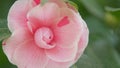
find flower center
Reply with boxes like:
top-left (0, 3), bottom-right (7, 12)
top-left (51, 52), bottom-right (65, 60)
top-left (34, 27), bottom-right (55, 49)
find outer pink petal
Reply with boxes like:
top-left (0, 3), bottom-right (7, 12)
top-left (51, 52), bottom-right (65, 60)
top-left (8, 0), bottom-right (36, 32)
top-left (27, 2), bottom-right (60, 32)
top-left (74, 20), bottom-right (89, 62)
top-left (2, 28), bottom-right (32, 64)
top-left (53, 8), bottom-right (84, 48)
top-left (46, 59), bottom-right (73, 68)
top-left (48, 0), bottom-right (67, 7)
top-left (13, 40), bottom-right (48, 68)
top-left (45, 45), bottom-right (77, 62)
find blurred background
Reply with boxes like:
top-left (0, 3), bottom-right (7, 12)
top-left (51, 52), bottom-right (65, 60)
top-left (0, 0), bottom-right (120, 68)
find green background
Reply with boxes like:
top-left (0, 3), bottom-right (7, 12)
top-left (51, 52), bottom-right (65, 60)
top-left (0, 0), bottom-right (120, 68)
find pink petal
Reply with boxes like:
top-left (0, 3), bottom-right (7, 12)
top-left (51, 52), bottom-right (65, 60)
top-left (74, 20), bottom-right (89, 62)
top-left (34, 0), bottom-right (40, 4)
top-left (57, 16), bottom-right (70, 27)
top-left (27, 2), bottom-right (60, 32)
top-left (48, 0), bottom-right (67, 7)
top-left (2, 28), bottom-right (32, 64)
top-left (45, 45), bottom-right (77, 62)
top-left (13, 40), bottom-right (48, 68)
top-left (53, 8), bottom-right (84, 48)
top-left (46, 59), bottom-right (73, 68)
top-left (8, 0), bottom-right (37, 32)
top-left (34, 27), bottom-right (55, 49)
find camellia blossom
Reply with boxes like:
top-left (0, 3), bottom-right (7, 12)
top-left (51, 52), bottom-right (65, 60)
top-left (2, 0), bottom-right (89, 68)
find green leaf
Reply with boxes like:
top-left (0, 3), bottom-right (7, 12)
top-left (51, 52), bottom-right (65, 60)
top-left (79, 0), bottom-right (105, 19)
top-left (65, 0), bottom-right (79, 11)
top-left (0, 19), bottom-right (11, 41)
top-left (101, 0), bottom-right (120, 8)
top-left (73, 44), bottom-right (120, 68)
top-left (105, 6), bottom-right (120, 12)
top-left (0, 28), bottom-right (11, 41)
top-left (71, 48), bottom-right (104, 68)
top-left (105, 12), bottom-right (119, 28)
top-left (104, 6), bottom-right (120, 28)
top-left (0, 0), bottom-right (15, 18)
top-left (90, 34), bottom-right (120, 68)
top-left (41, 0), bottom-right (48, 5)
top-left (70, 0), bottom-right (90, 18)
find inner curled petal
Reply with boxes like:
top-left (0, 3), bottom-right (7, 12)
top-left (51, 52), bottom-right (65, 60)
top-left (34, 27), bottom-right (55, 49)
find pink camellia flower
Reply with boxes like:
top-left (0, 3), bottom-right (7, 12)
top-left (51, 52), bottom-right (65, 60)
top-left (3, 0), bottom-right (89, 68)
